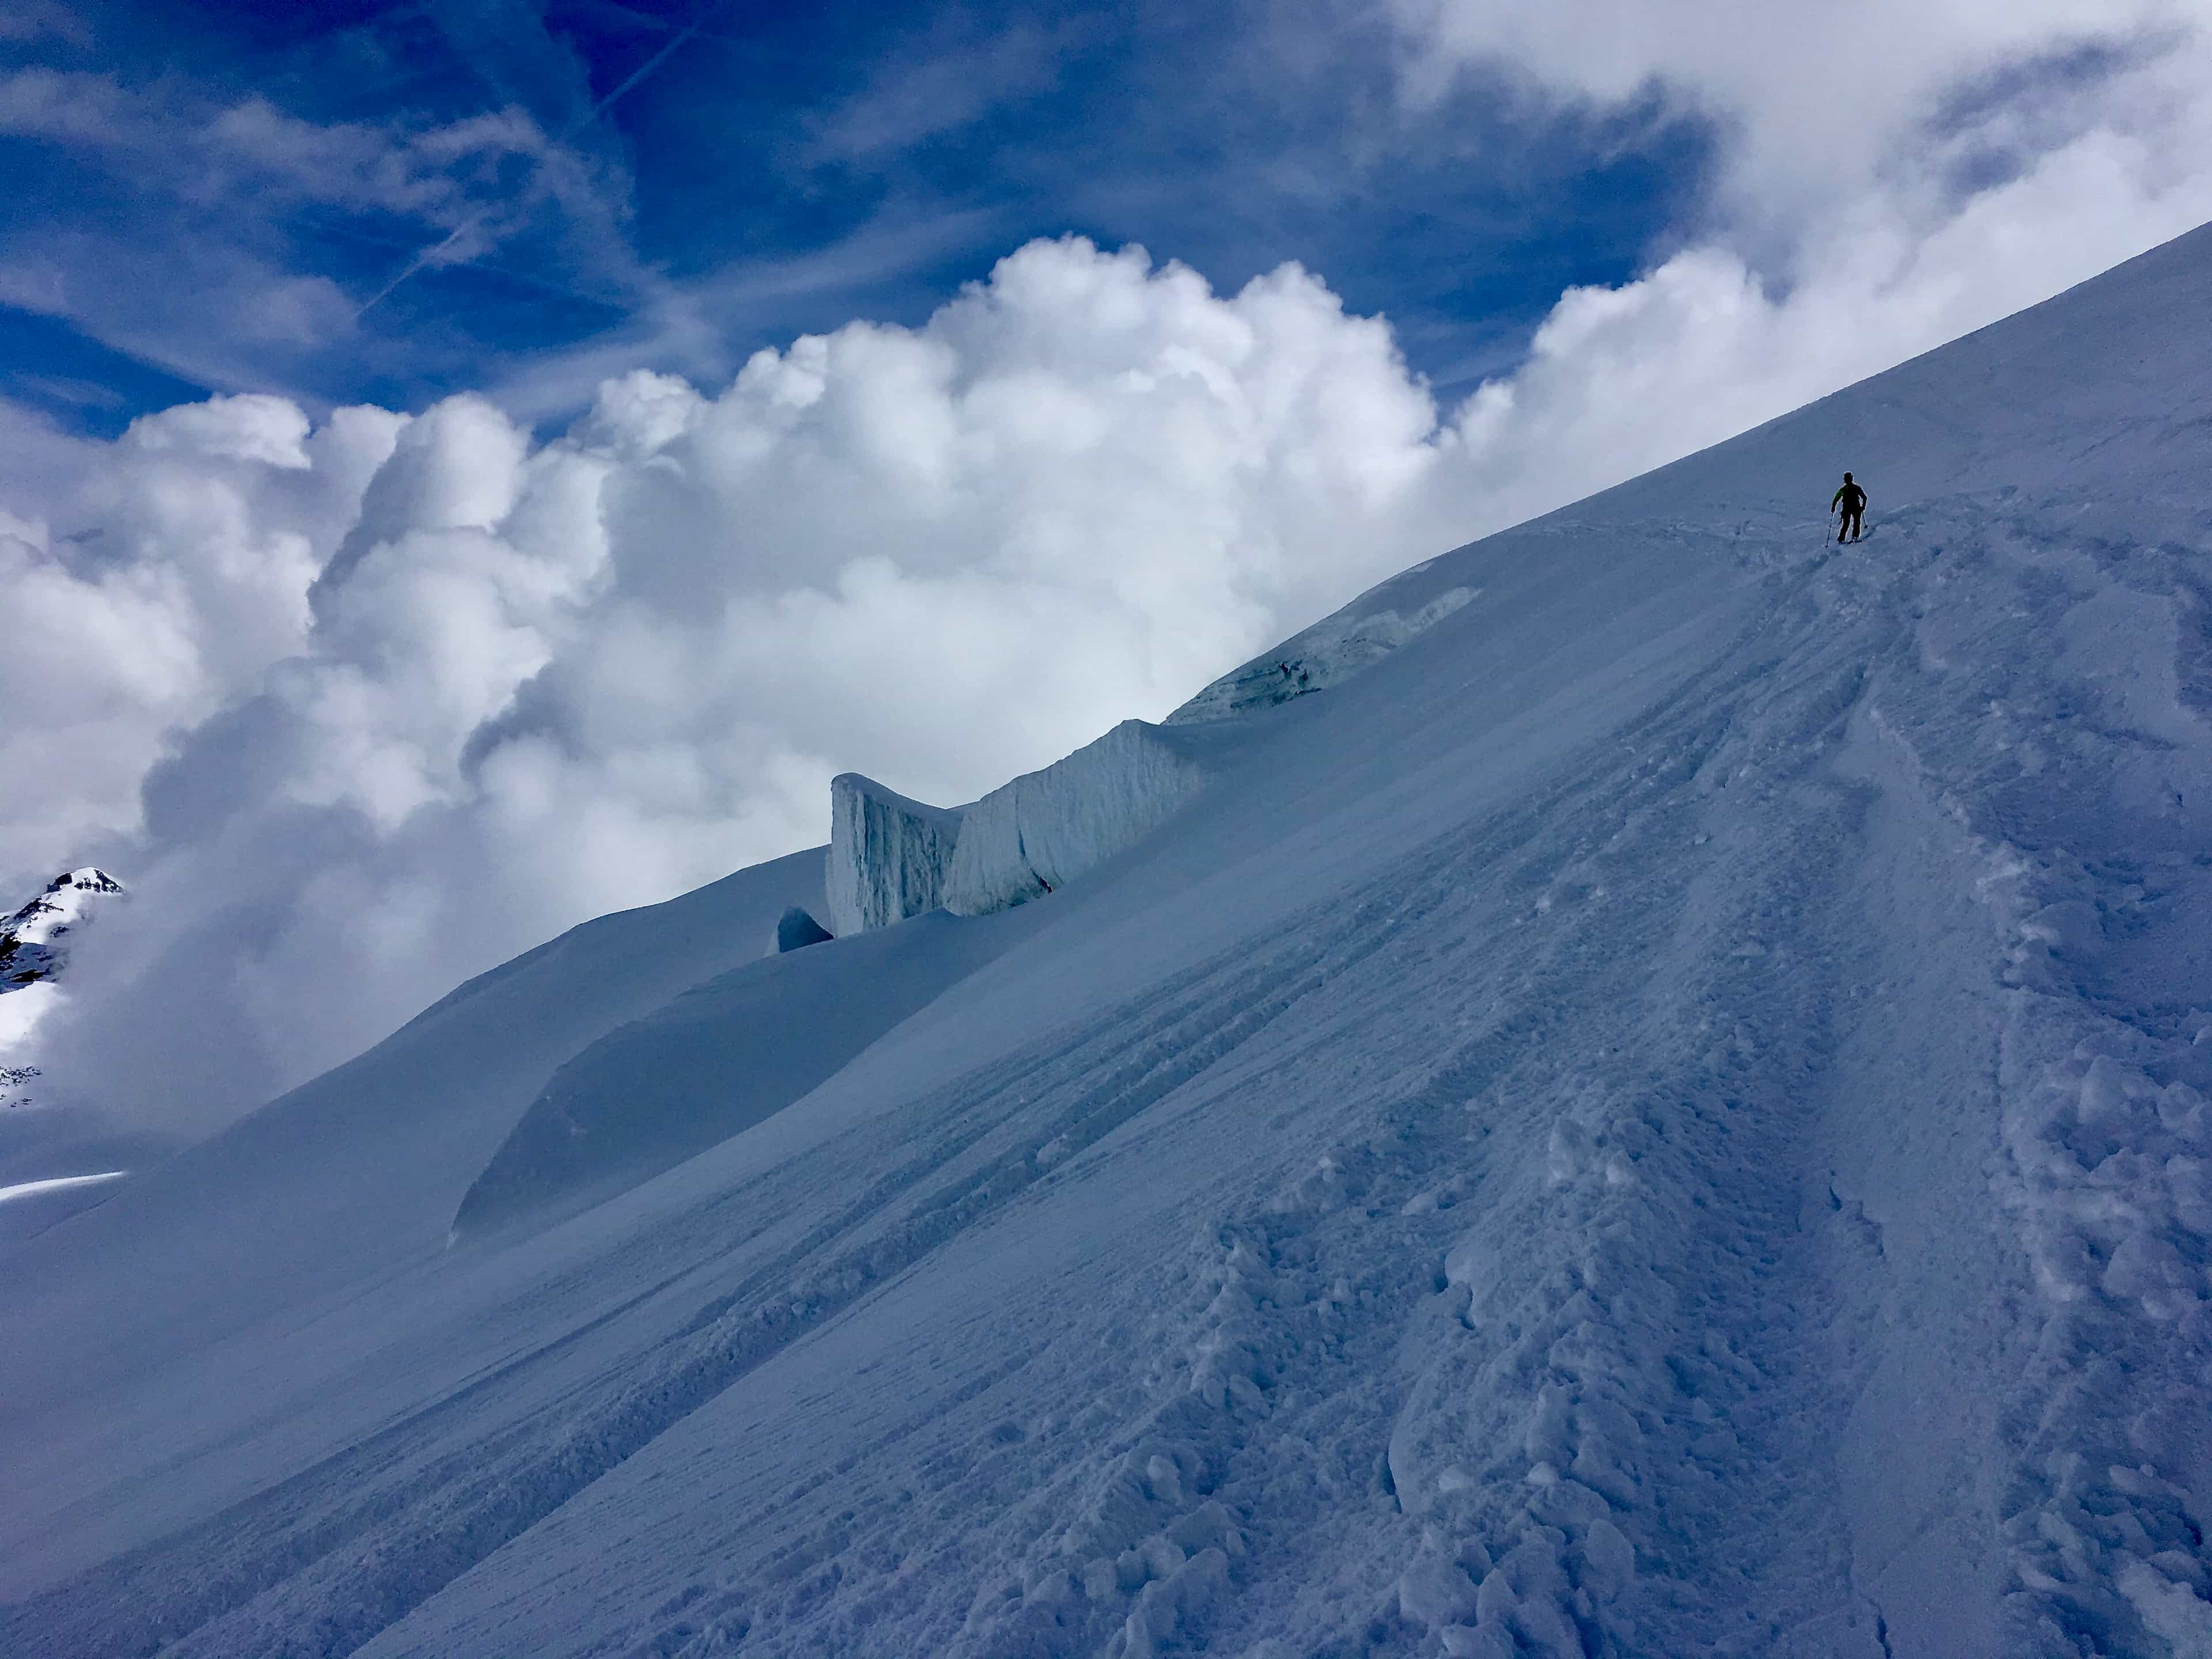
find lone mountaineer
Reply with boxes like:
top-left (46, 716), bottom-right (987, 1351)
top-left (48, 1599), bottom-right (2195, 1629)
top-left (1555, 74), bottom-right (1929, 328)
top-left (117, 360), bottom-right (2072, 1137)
top-left (1832, 472), bottom-right (1868, 543)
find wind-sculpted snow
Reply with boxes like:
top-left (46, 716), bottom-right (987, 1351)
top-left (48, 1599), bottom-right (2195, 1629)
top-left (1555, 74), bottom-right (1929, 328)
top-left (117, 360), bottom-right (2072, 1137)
top-left (942, 721), bottom-right (1219, 919)
top-left (824, 773), bottom-right (963, 937)
top-left (6, 225), bottom-right (2212, 1659)
top-left (454, 911), bottom-right (1023, 1237)
top-left (1168, 577), bottom-right (1478, 725)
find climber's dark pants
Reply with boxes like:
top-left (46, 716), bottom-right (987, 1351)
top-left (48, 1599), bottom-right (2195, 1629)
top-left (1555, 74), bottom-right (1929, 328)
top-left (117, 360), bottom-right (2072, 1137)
top-left (1837, 509), bottom-right (1862, 541)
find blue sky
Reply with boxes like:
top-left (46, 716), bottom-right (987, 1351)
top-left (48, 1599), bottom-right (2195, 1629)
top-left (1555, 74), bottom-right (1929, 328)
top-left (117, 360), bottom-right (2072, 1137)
top-left (1, 0), bottom-right (1707, 436)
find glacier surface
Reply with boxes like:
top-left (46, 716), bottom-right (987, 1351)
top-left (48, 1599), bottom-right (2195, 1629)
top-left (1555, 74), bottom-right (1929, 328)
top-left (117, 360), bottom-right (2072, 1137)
top-left (6, 225), bottom-right (2212, 1659)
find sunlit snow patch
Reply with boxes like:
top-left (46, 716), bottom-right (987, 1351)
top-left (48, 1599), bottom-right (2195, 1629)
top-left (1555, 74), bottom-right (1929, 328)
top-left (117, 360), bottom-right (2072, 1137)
top-left (0, 1171), bottom-right (127, 1207)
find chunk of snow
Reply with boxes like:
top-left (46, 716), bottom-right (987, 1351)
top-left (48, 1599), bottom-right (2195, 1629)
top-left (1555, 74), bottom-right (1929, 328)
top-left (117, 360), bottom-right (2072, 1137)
top-left (1579, 1517), bottom-right (1636, 1600)
top-left (1399, 1556), bottom-right (1482, 1626)
top-left (2119, 1558), bottom-right (2212, 1657)
top-left (823, 774), bottom-right (963, 937)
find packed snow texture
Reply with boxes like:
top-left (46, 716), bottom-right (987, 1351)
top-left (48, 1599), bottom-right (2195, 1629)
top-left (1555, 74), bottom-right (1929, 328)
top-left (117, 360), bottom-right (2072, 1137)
top-left (1168, 581), bottom-right (1479, 725)
top-left (6, 225), bottom-right (2212, 1658)
top-left (942, 721), bottom-right (1218, 918)
top-left (823, 774), bottom-right (963, 938)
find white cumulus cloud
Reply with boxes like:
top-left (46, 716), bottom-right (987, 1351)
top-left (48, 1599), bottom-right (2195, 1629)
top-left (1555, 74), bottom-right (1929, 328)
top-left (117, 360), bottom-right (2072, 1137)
top-left (15, 239), bottom-right (1471, 1128)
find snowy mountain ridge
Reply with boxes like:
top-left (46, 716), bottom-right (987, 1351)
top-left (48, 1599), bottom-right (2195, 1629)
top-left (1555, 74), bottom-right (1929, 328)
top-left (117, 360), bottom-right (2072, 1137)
top-left (0, 866), bottom-right (123, 1111)
top-left (0, 866), bottom-right (123, 993)
top-left (5, 225), bottom-right (2212, 1658)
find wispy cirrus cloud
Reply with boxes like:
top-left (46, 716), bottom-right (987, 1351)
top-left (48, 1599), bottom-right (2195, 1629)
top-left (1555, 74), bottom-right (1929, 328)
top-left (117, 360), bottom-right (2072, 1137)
top-left (0, 59), bottom-right (654, 411)
top-left (804, 12), bottom-right (1097, 164)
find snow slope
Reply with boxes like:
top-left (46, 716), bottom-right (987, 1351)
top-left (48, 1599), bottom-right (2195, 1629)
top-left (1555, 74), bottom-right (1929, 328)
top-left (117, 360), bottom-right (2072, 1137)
top-left (6, 224), bottom-right (2212, 1659)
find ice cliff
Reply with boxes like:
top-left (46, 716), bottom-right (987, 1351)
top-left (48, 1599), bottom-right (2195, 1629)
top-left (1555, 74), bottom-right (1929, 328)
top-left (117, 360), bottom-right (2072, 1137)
top-left (823, 774), bottom-right (963, 937)
top-left (942, 721), bottom-right (1213, 916)
top-left (827, 720), bottom-right (1218, 937)
top-left (821, 563), bottom-right (1475, 935)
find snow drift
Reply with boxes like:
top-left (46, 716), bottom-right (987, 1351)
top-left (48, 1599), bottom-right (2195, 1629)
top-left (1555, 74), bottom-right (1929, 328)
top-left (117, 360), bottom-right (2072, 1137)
top-left (1168, 578), bottom-right (1479, 725)
top-left (453, 909), bottom-right (1027, 1236)
top-left (6, 224), bottom-right (2212, 1659)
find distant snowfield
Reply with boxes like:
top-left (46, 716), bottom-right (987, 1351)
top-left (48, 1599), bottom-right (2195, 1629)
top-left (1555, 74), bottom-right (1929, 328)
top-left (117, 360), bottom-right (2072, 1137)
top-left (5, 226), bottom-right (2212, 1658)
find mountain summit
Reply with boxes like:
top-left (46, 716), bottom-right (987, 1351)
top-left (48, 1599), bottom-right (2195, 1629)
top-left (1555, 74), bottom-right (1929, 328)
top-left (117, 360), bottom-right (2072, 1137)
top-left (4, 225), bottom-right (2212, 1658)
top-left (0, 867), bottom-right (124, 1109)
top-left (0, 866), bottom-right (123, 994)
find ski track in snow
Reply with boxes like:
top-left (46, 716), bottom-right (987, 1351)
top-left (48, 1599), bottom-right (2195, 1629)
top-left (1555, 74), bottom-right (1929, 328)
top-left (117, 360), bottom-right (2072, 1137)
top-left (8, 234), bottom-right (2212, 1658)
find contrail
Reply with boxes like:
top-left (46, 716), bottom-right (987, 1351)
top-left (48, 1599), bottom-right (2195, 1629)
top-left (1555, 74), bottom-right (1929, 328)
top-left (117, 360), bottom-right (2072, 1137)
top-left (356, 0), bottom-right (734, 320)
